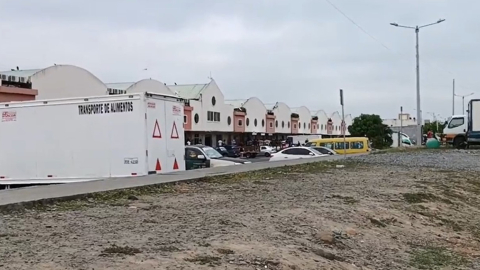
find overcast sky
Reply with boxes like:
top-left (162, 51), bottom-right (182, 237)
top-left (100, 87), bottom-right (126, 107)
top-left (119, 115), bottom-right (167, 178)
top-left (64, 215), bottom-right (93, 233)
top-left (0, 0), bottom-right (478, 120)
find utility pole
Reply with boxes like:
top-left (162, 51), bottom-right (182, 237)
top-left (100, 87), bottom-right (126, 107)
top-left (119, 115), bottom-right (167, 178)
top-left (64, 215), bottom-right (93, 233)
top-left (452, 79), bottom-right (455, 115)
top-left (390, 19), bottom-right (445, 145)
top-left (455, 92), bottom-right (474, 114)
top-left (400, 106), bottom-right (403, 147)
top-left (339, 89), bottom-right (346, 159)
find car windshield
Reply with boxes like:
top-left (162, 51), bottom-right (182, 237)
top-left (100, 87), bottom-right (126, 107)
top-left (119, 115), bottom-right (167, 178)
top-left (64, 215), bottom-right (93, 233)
top-left (202, 147), bottom-right (223, 159)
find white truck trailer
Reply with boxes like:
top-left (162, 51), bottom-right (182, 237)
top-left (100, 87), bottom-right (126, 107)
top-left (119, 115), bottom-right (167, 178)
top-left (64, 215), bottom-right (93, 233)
top-left (0, 92), bottom-right (185, 185)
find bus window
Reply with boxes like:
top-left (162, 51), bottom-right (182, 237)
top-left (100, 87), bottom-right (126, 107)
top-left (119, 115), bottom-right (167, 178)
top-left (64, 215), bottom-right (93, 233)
top-left (321, 142), bottom-right (334, 149)
top-left (351, 141), bottom-right (364, 149)
top-left (334, 142), bottom-right (350, 149)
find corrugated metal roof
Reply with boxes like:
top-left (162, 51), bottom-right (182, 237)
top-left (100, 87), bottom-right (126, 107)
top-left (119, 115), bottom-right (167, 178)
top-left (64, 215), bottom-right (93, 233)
top-left (225, 99), bottom-right (247, 108)
top-left (105, 82), bottom-right (135, 90)
top-left (0, 69), bottom-right (42, 78)
top-left (167, 83), bottom-right (208, 99)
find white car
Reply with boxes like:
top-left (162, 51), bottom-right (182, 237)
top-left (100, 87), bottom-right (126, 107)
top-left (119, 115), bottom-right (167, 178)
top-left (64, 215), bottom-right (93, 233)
top-left (260, 146), bottom-right (277, 157)
top-left (269, 146), bottom-right (327, 162)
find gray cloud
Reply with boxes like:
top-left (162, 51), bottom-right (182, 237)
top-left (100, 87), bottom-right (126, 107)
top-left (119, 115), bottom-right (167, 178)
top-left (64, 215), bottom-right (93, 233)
top-left (1, 0), bottom-right (478, 120)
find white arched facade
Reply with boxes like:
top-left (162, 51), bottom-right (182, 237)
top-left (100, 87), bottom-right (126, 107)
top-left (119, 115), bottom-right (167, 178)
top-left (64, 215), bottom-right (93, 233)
top-left (269, 102), bottom-right (291, 134)
top-left (344, 114), bottom-right (353, 136)
top-left (330, 111), bottom-right (342, 135)
top-left (169, 79), bottom-right (232, 133)
top-left (107, 79), bottom-right (175, 96)
top-left (291, 106), bottom-right (312, 134)
top-left (9, 65), bottom-right (107, 100)
top-left (226, 97), bottom-right (267, 133)
top-left (313, 110), bottom-right (329, 135)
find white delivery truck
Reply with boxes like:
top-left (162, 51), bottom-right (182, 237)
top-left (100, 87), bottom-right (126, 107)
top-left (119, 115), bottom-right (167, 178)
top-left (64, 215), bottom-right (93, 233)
top-left (0, 92), bottom-right (185, 185)
top-left (442, 114), bottom-right (467, 148)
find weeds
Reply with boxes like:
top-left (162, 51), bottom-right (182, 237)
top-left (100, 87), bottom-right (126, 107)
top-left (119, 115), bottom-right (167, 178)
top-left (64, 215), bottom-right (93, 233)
top-left (101, 244), bottom-right (141, 256)
top-left (410, 246), bottom-right (468, 269)
top-left (185, 255), bottom-right (221, 266)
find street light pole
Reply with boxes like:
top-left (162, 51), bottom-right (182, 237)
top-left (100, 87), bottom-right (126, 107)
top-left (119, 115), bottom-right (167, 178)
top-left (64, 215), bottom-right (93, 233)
top-left (390, 19), bottom-right (445, 145)
top-left (455, 92), bottom-right (474, 114)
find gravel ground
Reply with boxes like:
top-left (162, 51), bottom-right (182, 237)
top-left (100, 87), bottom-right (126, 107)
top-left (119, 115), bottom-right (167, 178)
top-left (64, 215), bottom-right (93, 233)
top-left (351, 148), bottom-right (480, 171)
top-left (1, 150), bottom-right (480, 269)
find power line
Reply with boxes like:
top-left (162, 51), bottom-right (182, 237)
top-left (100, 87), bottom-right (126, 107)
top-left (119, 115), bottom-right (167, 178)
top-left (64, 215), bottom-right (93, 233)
top-left (323, 0), bottom-right (477, 92)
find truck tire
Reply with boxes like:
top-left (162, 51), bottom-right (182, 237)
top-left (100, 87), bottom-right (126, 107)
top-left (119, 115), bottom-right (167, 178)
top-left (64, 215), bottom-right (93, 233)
top-left (453, 136), bottom-right (466, 149)
top-left (264, 152), bottom-right (271, 157)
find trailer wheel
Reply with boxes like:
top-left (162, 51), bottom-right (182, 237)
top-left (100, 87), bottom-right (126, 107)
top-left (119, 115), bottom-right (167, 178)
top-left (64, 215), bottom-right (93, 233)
top-left (245, 153), bottom-right (251, 158)
top-left (453, 136), bottom-right (466, 149)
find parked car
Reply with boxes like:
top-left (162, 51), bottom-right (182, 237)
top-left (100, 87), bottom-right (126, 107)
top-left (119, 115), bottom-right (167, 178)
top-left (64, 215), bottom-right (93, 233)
top-left (215, 145), bottom-right (241, 157)
top-left (309, 146), bottom-right (336, 155)
top-left (269, 146), bottom-right (327, 162)
top-left (185, 145), bottom-right (251, 170)
top-left (259, 145), bottom-right (277, 157)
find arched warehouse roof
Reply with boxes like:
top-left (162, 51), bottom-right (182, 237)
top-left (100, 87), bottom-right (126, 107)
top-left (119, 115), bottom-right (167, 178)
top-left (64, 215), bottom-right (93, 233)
top-left (106, 79), bottom-right (175, 96)
top-left (0, 65), bottom-right (107, 100)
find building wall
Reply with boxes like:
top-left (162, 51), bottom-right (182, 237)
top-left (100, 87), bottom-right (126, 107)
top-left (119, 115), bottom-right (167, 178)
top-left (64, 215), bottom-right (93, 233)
top-left (271, 102), bottom-right (291, 134)
top-left (311, 120), bottom-right (318, 134)
top-left (31, 65), bottom-right (107, 100)
top-left (314, 110), bottom-right (329, 135)
top-left (344, 114), bottom-right (353, 136)
top-left (291, 118), bottom-right (299, 134)
top-left (241, 97), bottom-right (267, 134)
top-left (330, 111), bottom-right (342, 135)
top-left (0, 86), bottom-right (37, 102)
top-left (292, 106), bottom-right (312, 134)
top-left (233, 112), bottom-right (246, 132)
top-left (126, 79), bottom-right (175, 96)
top-left (198, 80), bottom-right (232, 132)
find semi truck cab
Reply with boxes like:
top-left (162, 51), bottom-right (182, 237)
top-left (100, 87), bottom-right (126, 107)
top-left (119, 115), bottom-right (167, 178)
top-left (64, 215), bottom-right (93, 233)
top-left (443, 114), bottom-right (467, 148)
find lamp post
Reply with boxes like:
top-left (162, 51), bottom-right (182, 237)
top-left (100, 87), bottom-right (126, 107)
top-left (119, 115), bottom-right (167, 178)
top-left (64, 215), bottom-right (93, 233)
top-left (390, 19), bottom-right (446, 145)
top-left (455, 92), bottom-right (474, 114)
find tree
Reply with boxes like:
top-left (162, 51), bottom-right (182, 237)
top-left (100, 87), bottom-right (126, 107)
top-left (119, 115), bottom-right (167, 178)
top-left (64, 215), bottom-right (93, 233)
top-left (423, 121), bottom-right (445, 135)
top-left (348, 114), bottom-right (393, 149)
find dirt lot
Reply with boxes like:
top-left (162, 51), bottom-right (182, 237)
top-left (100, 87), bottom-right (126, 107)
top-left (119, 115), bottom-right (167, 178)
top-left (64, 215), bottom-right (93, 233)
top-left (1, 159), bottom-right (480, 269)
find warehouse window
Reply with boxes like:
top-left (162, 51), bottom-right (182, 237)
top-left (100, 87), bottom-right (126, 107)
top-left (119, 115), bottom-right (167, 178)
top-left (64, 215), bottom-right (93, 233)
top-left (207, 111), bottom-right (220, 122)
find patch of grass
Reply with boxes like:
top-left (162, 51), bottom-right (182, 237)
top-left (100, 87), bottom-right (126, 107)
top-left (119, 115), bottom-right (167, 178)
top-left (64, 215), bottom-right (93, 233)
top-left (157, 245), bottom-right (181, 252)
top-left (403, 193), bottom-right (438, 204)
top-left (410, 246), bottom-right (468, 269)
top-left (216, 248), bottom-right (234, 254)
top-left (0, 233), bottom-right (18, 238)
top-left (101, 244), bottom-right (141, 256)
top-left (185, 255), bottom-right (221, 266)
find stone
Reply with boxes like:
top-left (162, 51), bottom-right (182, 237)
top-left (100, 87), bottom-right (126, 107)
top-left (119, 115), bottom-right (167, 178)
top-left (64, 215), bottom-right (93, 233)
top-left (314, 231), bottom-right (335, 244)
top-left (345, 228), bottom-right (358, 237)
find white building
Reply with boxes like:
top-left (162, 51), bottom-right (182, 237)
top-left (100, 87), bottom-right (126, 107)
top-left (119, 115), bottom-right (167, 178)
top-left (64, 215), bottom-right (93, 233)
top-left (291, 106), bottom-right (313, 134)
top-left (330, 111), bottom-right (342, 135)
top-left (344, 114), bottom-right (353, 136)
top-left (106, 79), bottom-right (175, 96)
top-left (313, 110), bottom-right (329, 135)
top-left (225, 97), bottom-right (267, 135)
top-left (169, 79), bottom-right (233, 146)
top-left (0, 65), bottom-right (107, 100)
top-left (383, 113), bottom-right (417, 127)
top-left (266, 102), bottom-right (292, 135)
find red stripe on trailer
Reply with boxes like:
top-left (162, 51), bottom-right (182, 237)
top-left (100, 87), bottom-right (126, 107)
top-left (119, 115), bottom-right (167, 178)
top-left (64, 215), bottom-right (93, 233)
top-left (131, 173), bottom-right (137, 176)
top-left (0, 176), bottom-right (5, 179)
top-left (173, 158), bottom-right (179, 170)
top-left (47, 175), bottom-right (53, 178)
